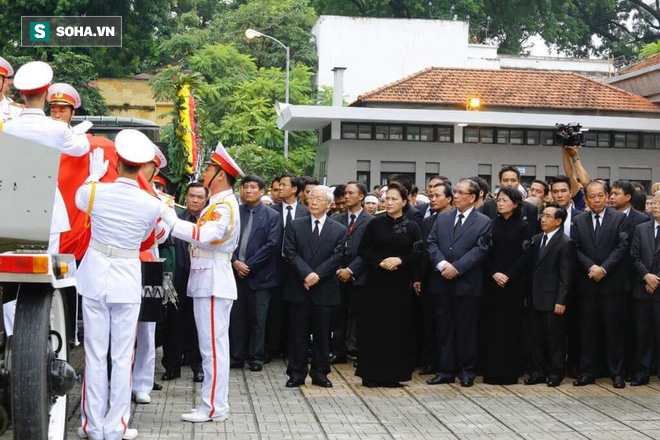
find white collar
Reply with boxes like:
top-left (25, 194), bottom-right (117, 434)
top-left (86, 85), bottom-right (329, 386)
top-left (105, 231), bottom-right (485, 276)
top-left (623, 206), bottom-right (631, 216)
top-left (115, 177), bottom-right (139, 187)
top-left (283, 200), bottom-right (297, 210)
top-left (348, 208), bottom-right (363, 219)
top-left (457, 206), bottom-right (474, 219)
top-left (311, 214), bottom-right (327, 228)
top-left (21, 108), bottom-right (45, 116)
top-left (655, 220), bottom-right (660, 231)
top-left (209, 188), bottom-right (234, 204)
top-left (544, 228), bottom-right (560, 242)
top-left (592, 209), bottom-right (606, 220)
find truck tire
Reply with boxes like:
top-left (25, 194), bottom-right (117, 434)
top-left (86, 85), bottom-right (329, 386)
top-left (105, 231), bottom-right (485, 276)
top-left (11, 286), bottom-right (69, 440)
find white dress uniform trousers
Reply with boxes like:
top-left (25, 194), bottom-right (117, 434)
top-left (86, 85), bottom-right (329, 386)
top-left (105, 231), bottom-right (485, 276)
top-left (163, 188), bottom-right (240, 418)
top-left (75, 178), bottom-right (169, 440)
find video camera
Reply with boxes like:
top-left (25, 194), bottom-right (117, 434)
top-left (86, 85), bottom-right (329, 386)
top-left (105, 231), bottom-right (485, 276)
top-left (556, 123), bottom-right (584, 147)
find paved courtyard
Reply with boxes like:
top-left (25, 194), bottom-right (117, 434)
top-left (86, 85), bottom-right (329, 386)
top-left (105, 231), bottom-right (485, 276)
top-left (6, 346), bottom-right (660, 439)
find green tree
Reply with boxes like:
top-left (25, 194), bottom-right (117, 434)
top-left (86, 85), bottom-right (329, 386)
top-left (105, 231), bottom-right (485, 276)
top-left (228, 144), bottom-right (301, 185)
top-left (638, 41), bottom-right (660, 59)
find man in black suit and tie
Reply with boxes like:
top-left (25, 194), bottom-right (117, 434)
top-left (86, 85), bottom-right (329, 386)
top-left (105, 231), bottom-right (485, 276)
top-left (230, 175), bottom-right (282, 371)
top-left (481, 166), bottom-right (538, 230)
top-left (331, 181), bottom-right (373, 364)
top-left (283, 185), bottom-right (347, 388)
top-left (266, 173), bottom-right (309, 360)
top-left (426, 179), bottom-right (492, 387)
top-left (416, 175), bottom-right (448, 219)
top-left (571, 180), bottom-right (630, 388)
top-left (630, 192), bottom-right (660, 385)
top-left (524, 203), bottom-right (575, 387)
top-left (418, 183), bottom-right (453, 375)
top-left (161, 182), bottom-right (207, 382)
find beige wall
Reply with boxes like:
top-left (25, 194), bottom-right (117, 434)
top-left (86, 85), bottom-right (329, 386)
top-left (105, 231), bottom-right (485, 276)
top-left (96, 78), bottom-right (173, 126)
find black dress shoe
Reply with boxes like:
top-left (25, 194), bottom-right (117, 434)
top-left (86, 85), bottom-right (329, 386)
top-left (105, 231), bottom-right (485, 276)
top-left (152, 382), bottom-right (163, 391)
top-left (524, 376), bottom-right (546, 385)
top-left (613, 375), bottom-right (626, 389)
top-left (630, 377), bottom-right (649, 386)
top-left (418, 366), bottom-right (437, 376)
top-left (573, 375), bottom-right (595, 387)
top-left (312, 377), bottom-right (333, 388)
top-left (249, 363), bottom-right (263, 372)
top-left (230, 361), bottom-right (244, 369)
top-left (460, 378), bottom-right (474, 387)
top-left (193, 371), bottom-right (204, 383)
top-left (161, 370), bottom-right (181, 381)
top-left (286, 377), bottom-right (305, 388)
top-left (547, 378), bottom-right (561, 387)
top-left (264, 353), bottom-right (273, 364)
top-left (329, 353), bottom-right (347, 365)
top-left (427, 375), bottom-right (455, 385)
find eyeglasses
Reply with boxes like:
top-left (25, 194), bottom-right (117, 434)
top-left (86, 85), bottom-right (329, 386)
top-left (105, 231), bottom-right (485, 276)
top-left (308, 197), bottom-right (327, 203)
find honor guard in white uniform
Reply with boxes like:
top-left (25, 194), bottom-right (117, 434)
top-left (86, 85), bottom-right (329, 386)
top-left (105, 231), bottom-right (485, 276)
top-left (0, 56), bottom-right (22, 122)
top-left (161, 142), bottom-right (243, 423)
top-left (2, 61), bottom-right (90, 253)
top-left (132, 144), bottom-right (171, 405)
top-left (75, 129), bottom-right (170, 440)
top-left (48, 82), bottom-right (94, 134)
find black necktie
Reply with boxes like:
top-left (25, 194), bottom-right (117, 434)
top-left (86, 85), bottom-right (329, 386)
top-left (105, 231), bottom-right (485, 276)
top-left (311, 219), bottom-right (320, 247)
top-left (348, 214), bottom-right (356, 234)
top-left (594, 214), bottom-right (601, 240)
top-left (453, 213), bottom-right (464, 236)
top-left (655, 225), bottom-right (660, 252)
top-left (540, 234), bottom-right (548, 254)
top-left (285, 205), bottom-right (293, 228)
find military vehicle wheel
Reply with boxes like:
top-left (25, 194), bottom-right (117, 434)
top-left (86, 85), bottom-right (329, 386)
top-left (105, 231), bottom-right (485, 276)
top-left (11, 286), bottom-right (70, 440)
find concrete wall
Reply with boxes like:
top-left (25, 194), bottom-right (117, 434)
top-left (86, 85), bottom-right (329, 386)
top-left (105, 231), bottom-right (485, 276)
top-left (499, 55), bottom-right (612, 76)
top-left (96, 78), bottom-right (173, 125)
top-left (609, 69), bottom-right (660, 103)
top-left (320, 139), bottom-right (660, 189)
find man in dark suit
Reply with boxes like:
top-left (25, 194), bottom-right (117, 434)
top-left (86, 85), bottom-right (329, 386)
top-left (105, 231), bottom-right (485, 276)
top-left (284, 186), bottom-right (347, 388)
top-left (230, 175), bottom-right (282, 371)
top-left (266, 174), bottom-right (309, 360)
top-left (426, 179), bottom-right (492, 387)
top-left (331, 181), bottom-right (372, 364)
top-left (418, 183), bottom-right (453, 375)
top-left (416, 175), bottom-right (449, 219)
top-left (629, 193), bottom-right (660, 385)
top-left (610, 180), bottom-right (651, 379)
top-left (571, 180), bottom-right (630, 388)
top-left (524, 203), bottom-right (575, 387)
top-left (481, 166), bottom-right (539, 230)
top-left (161, 182), bottom-right (207, 382)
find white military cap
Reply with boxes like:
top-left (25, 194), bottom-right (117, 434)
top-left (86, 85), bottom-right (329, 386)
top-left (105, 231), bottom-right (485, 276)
top-left (47, 83), bottom-right (82, 109)
top-left (364, 195), bottom-right (379, 204)
top-left (152, 144), bottom-right (167, 168)
top-left (115, 129), bottom-right (156, 165)
top-left (416, 194), bottom-right (430, 204)
top-left (0, 56), bottom-right (13, 78)
top-left (206, 142), bottom-right (244, 177)
top-left (13, 61), bottom-right (53, 94)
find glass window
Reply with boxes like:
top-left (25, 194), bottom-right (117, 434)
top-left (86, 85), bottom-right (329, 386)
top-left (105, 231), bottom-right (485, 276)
top-left (464, 128), bottom-right (479, 143)
top-left (496, 129), bottom-right (509, 144)
top-left (480, 128), bottom-right (494, 144)
top-left (540, 131), bottom-right (555, 146)
top-left (598, 132), bottom-right (610, 148)
top-left (584, 132), bottom-right (598, 147)
top-left (656, 135), bottom-right (660, 149)
top-left (358, 124), bottom-right (372, 140)
top-left (614, 133), bottom-right (626, 148)
top-left (527, 130), bottom-right (539, 145)
top-left (420, 126), bottom-right (434, 142)
top-left (406, 126), bottom-right (420, 141)
top-left (511, 129), bottom-right (524, 145)
top-left (389, 126), bottom-right (403, 141)
top-left (626, 133), bottom-right (640, 149)
top-left (342, 124), bottom-right (357, 139)
top-left (437, 126), bottom-right (452, 142)
top-left (643, 134), bottom-right (655, 149)
top-left (375, 125), bottom-right (389, 140)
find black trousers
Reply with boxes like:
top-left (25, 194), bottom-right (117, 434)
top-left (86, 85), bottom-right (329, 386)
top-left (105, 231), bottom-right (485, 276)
top-left (528, 308), bottom-right (566, 381)
top-left (286, 299), bottom-right (332, 381)
top-left (579, 294), bottom-right (625, 377)
top-left (265, 283), bottom-right (288, 357)
top-left (161, 291), bottom-right (202, 373)
top-left (229, 280), bottom-right (271, 365)
top-left (421, 287), bottom-right (438, 368)
top-left (633, 300), bottom-right (660, 379)
top-left (331, 283), bottom-right (363, 356)
top-left (434, 291), bottom-right (480, 380)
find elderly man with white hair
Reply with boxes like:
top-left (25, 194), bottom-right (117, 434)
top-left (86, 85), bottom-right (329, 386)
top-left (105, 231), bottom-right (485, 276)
top-left (282, 185), bottom-right (348, 388)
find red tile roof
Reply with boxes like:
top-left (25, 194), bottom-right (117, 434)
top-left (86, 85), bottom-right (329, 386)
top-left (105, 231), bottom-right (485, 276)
top-left (624, 53), bottom-right (660, 74)
top-left (354, 67), bottom-right (660, 113)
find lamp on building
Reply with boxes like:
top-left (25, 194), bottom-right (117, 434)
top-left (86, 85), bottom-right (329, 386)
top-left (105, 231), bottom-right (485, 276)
top-left (245, 28), bottom-right (291, 159)
top-left (467, 97), bottom-right (481, 111)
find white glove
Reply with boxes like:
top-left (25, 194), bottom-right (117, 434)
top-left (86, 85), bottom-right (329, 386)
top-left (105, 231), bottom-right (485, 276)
top-left (87, 148), bottom-right (109, 182)
top-left (72, 120), bottom-right (93, 135)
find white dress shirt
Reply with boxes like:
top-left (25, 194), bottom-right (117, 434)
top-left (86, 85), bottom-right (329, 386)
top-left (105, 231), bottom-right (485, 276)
top-left (282, 200), bottom-right (298, 227)
top-left (591, 209), bottom-right (605, 230)
top-left (541, 228), bottom-right (559, 248)
top-left (655, 221), bottom-right (660, 238)
top-left (563, 206), bottom-right (573, 237)
top-left (311, 214), bottom-right (327, 234)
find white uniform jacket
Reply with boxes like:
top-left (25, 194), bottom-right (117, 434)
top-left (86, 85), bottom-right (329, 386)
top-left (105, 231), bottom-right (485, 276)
top-left (0, 96), bottom-right (22, 122)
top-left (166, 189), bottom-right (240, 300)
top-left (75, 178), bottom-right (170, 304)
top-left (3, 108), bottom-right (90, 235)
